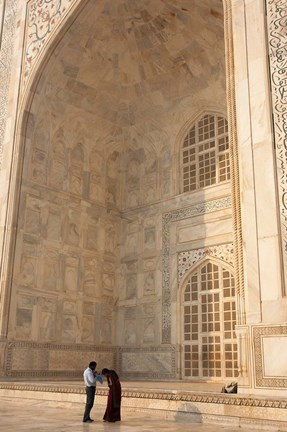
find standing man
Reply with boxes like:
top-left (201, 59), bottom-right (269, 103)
top-left (83, 360), bottom-right (100, 423)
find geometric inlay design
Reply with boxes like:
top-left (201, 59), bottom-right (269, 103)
top-left (162, 196), bottom-right (231, 343)
top-left (266, 0), bottom-right (287, 294)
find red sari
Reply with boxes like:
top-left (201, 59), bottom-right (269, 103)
top-left (103, 370), bottom-right (121, 422)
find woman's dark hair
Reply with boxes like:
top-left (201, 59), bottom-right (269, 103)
top-left (101, 368), bottom-right (110, 375)
top-left (89, 361), bottom-right (97, 370)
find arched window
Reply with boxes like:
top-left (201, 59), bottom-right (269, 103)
top-left (182, 260), bottom-right (238, 380)
top-left (181, 114), bottom-right (230, 193)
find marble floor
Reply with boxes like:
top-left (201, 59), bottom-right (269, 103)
top-left (0, 395), bottom-right (259, 432)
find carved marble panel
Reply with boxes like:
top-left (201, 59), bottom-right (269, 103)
top-left (101, 318), bottom-right (112, 344)
top-left (143, 318), bottom-right (155, 343)
top-left (104, 223), bottom-right (116, 254)
top-left (43, 250), bottom-right (60, 291)
top-left (24, 209), bottom-right (41, 236)
top-left (38, 297), bottom-right (57, 342)
top-left (62, 315), bottom-right (78, 342)
top-left (143, 257), bottom-right (157, 271)
top-left (144, 227), bottom-right (156, 250)
top-left (89, 172), bottom-right (105, 203)
top-left (85, 224), bottom-right (98, 251)
top-left (126, 233), bottom-right (138, 256)
top-left (121, 350), bottom-right (173, 373)
top-left (124, 320), bottom-right (137, 345)
top-left (16, 309), bottom-right (33, 339)
top-left (47, 211), bottom-right (62, 241)
top-left (102, 273), bottom-right (114, 296)
top-left (81, 316), bottom-right (94, 343)
top-left (126, 273), bottom-right (137, 299)
top-left (63, 213), bottom-right (80, 247)
top-left (64, 256), bottom-right (79, 292)
top-left (83, 257), bottom-right (99, 297)
top-left (50, 159), bottom-right (68, 190)
top-left (143, 271), bottom-right (156, 296)
top-left (15, 294), bottom-right (35, 339)
top-left (17, 256), bottom-right (38, 288)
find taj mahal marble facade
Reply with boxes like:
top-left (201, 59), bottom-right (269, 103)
top-left (0, 0), bottom-right (287, 398)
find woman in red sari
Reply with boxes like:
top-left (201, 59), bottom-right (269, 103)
top-left (101, 368), bottom-right (121, 422)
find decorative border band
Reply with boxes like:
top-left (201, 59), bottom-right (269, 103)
top-left (0, 382), bottom-right (286, 409)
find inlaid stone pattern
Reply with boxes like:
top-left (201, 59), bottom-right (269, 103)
top-left (23, 0), bottom-right (77, 88)
top-left (0, 0), bottom-right (18, 168)
top-left (178, 243), bottom-right (233, 284)
top-left (266, 0), bottom-right (287, 291)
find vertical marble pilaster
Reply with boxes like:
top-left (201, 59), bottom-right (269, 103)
top-left (232, 0), bottom-right (283, 324)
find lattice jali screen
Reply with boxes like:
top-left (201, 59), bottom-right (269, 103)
top-left (182, 261), bottom-right (238, 379)
top-left (182, 114), bottom-right (230, 192)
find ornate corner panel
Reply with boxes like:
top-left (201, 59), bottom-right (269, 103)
top-left (162, 196), bottom-right (231, 343)
top-left (178, 243), bottom-right (234, 285)
top-left (266, 0), bottom-right (287, 293)
top-left (253, 325), bottom-right (287, 388)
top-left (0, 0), bottom-right (18, 168)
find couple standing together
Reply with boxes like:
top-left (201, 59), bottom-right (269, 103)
top-left (83, 361), bottom-right (121, 423)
